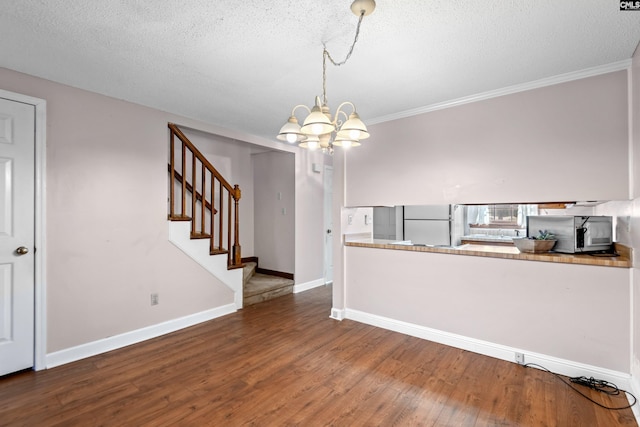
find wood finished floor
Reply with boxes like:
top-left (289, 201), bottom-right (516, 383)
top-left (0, 285), bottom-right (637, 426)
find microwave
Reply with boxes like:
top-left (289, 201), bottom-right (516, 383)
top-left (526, 216), bottom-right (613, 253)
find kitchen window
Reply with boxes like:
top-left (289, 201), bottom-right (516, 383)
top-left (487, 204), bottom-right (519, 226)
top-left (467, 204), bottom-right (538, 229)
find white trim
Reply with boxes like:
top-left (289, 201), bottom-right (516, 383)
top-left (323, 165), bottom-right (334, 285)
top-left (293, 278), bottom-right (325, 293)
top-left (0, 89), bottom-right (47, 108)
top-left (33, 99), bottom-right (46, 371)
top-left (631, 268), bottom-right (635, 391)
top-left (46, 303), bottom-right (236, 368)
top-left (330, 307), bottom-right (345, 321)
top-left (346, 308), bottom-right (632, 389)
top-left (0, 89), bottom-right (47, 371)
top-left (368, 59), bottom-right (633, 125)
top-left (629, 372), bottom-right (640, 422)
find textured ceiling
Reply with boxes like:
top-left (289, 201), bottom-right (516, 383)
top-left (1, 1), bottom-right (639, 143)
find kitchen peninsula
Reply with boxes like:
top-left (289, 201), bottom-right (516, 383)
top-left (344, 237), bottom-right (632, 268)
top-left (334, 61), bottom-right (639, 400)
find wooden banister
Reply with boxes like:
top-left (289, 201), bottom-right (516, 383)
top-left (168, 123), bottom-right (242, 268)
top-left (169, 124), bottom-right (235, 193)
top-left (167, 164), bottom-right (216, 214)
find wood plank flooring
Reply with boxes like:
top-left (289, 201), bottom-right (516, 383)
top-left (0, 285), bottom-right (637, 426)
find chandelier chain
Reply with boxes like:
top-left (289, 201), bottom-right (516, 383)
top-left (277, 1), bottom-right (373, 153)
top-left (322, 11), bottom-right (365, 105)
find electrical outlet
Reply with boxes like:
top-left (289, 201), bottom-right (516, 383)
top-left (150, 293), bottom-right (159, 306)
top-left (348, 215), bottom-right (353, 225)
top-left (515, 352), bottom-right (525, 365)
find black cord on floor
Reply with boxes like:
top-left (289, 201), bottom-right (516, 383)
top-left (523, 363), bottom-right (637, 411)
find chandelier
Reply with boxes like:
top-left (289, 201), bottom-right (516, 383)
top-left (277, 0), bottom-right (376, 153)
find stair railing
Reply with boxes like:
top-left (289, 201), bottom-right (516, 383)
top-left (168, 123), bottom-right (242, 268)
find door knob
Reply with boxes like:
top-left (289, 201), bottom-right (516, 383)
top-left (327, 229), bottom-right (332, 234)
top-left (16, 246), bottom-right (29, 255)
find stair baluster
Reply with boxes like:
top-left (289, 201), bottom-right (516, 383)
top-left (167, 123), bottom-right (242, 269)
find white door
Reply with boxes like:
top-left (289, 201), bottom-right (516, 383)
top-left (323, 166), bottom-right (333, 284)
top-left (0, 98), bottom-right (35, 376)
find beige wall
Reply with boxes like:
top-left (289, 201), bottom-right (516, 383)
top-left (631, 43), bottom-right (640, 381)
top-left (295, 149), bottom-right (331, 284)
top-left (335, 68), bottom-right (636, 373)
top-left (253, 151), bottom-right (295, 273)
top-left (346, 246), bottom-right (630, 371)
top-left (347, 71), bottom-right (629, 207)
top-left (181, 127), bottom-right (256, 256)
top-left (0, 66), bottom-right (327, 355)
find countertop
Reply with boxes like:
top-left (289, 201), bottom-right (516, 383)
top-left (344, 238), bottom-right (632, 268)
top-left (460, 234), bottom-right (517, 243)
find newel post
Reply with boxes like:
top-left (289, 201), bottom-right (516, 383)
top-left (233, 184), bottom-right (242, 265)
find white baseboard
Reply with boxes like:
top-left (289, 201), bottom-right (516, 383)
top-left (293, 278), bottom-right (325, 294)
top-left (345, 308), bottom-right (632, 388)
top-left (629, 358), bottom-right (640, 422)
top-left (46, 303), bottom-right (237, 368)
top-left (629, 373), bottom-right (640, 422)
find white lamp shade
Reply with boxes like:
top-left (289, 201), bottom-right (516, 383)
top-left (277, 116), bottom-right (306, 143)
top-left (299, 135), bottom-right (320, 150)
top-left (333, 136), bottom-right (361, 148)
top-left (336, 112), bottom-right (369, 140)
top-left (301, 105), bottom-right (335, 136)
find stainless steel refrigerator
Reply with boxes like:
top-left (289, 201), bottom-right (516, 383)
top-left (403, 205), bottom-right (451, 246)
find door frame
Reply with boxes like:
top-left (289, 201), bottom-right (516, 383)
top-left (323, 165), bottom-right (333, 284)
top-left (0, 89), bottom-right (47, 371)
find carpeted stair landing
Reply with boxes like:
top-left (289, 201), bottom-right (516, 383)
top-left (243, 262), bottom-right (294, 307)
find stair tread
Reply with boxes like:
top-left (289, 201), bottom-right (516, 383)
top-left (243, 285), bottom-right (293, 307)
top-left (243, 273), bottom-right (294, 298)
top-left (168, 215), bottom-right (192, 221)
top-left (190, 232), bottom-right (211, 239)
top-left (242, 262), bottom-right (257, 285)
top-left (210, 247), bottom-right (229, 255)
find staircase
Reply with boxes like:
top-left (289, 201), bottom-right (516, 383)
top-left (168, 123), bottom-right (242, 266)
top-left (168, 123), bottom-right (244, 307)
top-left (242, 260), bottom-right (294, 306)
top-left (167, 123), bottom-right (293, 309)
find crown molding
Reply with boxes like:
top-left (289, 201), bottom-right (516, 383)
top-left (368, 59), bottom-right (633, 125)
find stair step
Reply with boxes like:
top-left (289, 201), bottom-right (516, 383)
top-left (243, 262), bottom-right (257, 286)
top-left (190, 232), bottom-right (211, 239)
top-left (243, 273), bottom-right (294, 307)
top-left (168, 215), bottom-right (192, 221)
top-left (210, 247), bottom-right (229, 256)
